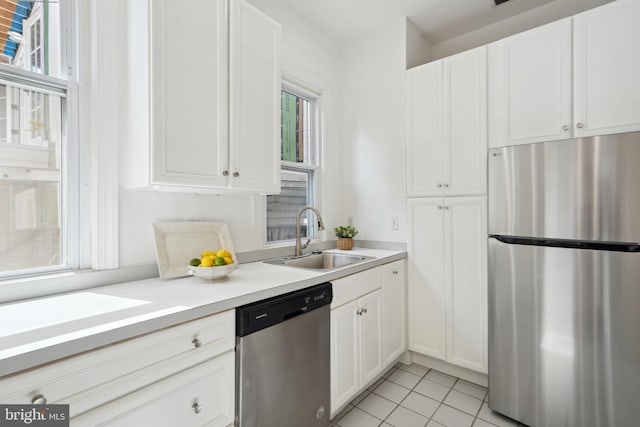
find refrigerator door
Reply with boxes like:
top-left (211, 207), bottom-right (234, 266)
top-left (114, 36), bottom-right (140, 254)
top-left (488, 238), bottom-right (640, 427)
top-left (488, 131), bottom-right (640, 242)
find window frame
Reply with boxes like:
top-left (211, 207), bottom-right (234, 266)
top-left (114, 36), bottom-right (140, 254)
top-left (265, 79), bottom-right (322, 246)
top-left (0, 0), bottom-right (81, 280)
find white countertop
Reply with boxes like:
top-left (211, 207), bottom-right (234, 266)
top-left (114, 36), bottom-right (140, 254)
top-left (0, 248), bottom-right (405, 377)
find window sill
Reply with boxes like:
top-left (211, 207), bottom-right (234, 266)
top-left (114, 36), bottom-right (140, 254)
top-left (0, 264), bottom-right (158, 305)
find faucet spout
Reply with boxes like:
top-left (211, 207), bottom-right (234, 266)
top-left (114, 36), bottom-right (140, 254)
top-left (295, 206), bottom-right (325, 257)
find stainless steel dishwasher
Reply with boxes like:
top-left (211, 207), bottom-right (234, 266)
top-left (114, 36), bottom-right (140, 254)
top-left (235, 282), bottom-right (332, 427)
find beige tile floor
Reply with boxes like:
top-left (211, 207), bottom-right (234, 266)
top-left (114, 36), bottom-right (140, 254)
top-left (331, 363), bottom-right (526, 427)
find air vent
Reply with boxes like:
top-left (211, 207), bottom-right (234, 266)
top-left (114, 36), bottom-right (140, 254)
top-left (494, 0), bottom-right (510, 5)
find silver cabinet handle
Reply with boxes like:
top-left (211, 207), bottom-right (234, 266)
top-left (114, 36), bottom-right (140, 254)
top-left (192, 402), bottom-right (202, 414)
top-left (222, 170), bottom-right (229, 176)
top-left (576, 123), bottom-right (584, 128)
top-left (392, 270), bottom-right (399, 275)
top-left (562, 125), bottom-right (569, 131)
top-left (192, 338), bottom-right (202, 348)
top-left (31, 394), bottom-right (47, 405)
top-left (233, 172), bottom-right (240, 177)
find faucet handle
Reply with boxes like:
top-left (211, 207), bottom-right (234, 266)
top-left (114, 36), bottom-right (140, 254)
top-left (301, 238), bottom-right (311, 250)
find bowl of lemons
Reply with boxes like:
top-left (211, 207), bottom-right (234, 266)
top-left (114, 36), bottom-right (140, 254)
top-left (188, 248), bottom-right (237, 281)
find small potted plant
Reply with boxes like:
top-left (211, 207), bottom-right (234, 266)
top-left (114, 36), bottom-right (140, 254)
top-left (334, 225), bottom-right (358, 250)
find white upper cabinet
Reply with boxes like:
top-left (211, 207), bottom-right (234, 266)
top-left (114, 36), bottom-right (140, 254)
top-left (407, 61), bottom-right (442, 197)
top-left (488, 18), bottom-right (572, 147)
top-left (123, 0), bottom-right (281, 194)
top-left (573, 0), bottom-right (640, 138)
top-left (229, 0), bottom-right (281, 193)
top-left (407, 46), bottom-right (487, 197)
top-left (149, 0), bottom-right (229, 189)
top-left (489, 0), bottom-right (640, 147)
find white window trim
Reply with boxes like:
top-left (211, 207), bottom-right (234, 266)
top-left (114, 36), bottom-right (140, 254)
top-left (264, 76), bottom-right (324, 247)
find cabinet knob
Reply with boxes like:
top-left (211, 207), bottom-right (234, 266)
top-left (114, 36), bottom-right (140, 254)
top-left (31, 394), bottom-right (47, 405)
top-left (392, 270), bottom-right (398, 275)
top-left (444, 205), bottom-right (450, 210)
top-left (192, 337), bottom-right (202, 348)
top-left (363, 308), bottom-right (368, 314)
top-left (437, 183), bottom-right (442, 188)
top-left (576, 123), bottom-right (584, 128)
top-left (562, 125), bottom-right (569, 131)
top-left (192, 402), bottom-right (203, 414)
top-left (437, 205), bottom-right (443, 210)
top-left (233, 172), bottom-right (240, 177)
top-left (444, 183), bottom-right (449, 188)
top-left (222, 170), bottom-right (229, 176)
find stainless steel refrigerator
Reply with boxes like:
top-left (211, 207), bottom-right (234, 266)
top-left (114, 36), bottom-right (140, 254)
top-left (488, 132), bottom-right (640, 427)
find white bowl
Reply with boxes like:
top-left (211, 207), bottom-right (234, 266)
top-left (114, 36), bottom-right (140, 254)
top-left (189, 262), bottom-right (237, 281)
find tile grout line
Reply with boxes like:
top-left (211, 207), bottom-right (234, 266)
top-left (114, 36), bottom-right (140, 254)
top-left (380, 366), bottom-right (433, 425)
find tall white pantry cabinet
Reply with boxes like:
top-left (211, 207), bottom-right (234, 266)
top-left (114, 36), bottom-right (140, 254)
top-left (406, 46), bottom-right (489, 374)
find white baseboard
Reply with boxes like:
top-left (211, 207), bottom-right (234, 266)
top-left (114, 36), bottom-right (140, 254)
top-left (406, 351), bottom-right (488, 387)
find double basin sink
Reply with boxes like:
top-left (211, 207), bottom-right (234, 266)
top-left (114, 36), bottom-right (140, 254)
top-left (264, 252), bottom-right (374, 271)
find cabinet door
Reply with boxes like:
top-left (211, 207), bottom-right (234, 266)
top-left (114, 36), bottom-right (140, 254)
top-left (72, 352), bottom-right (235, 427)
top-left (359, 289), bottom-right (384, 386)
top-left (407, 61), bottom-right (443, 197)
top-left (444, 197), bottom-right (487, 373)
top-left (442, 46), bottom-right (487, 196)
top-left (488, 18), bottom-right (572, 147)
top-left (574, 0), bottom-right (640, 137)
top-left (330, 299), bottom-right (360, 414)
top-left (150, 0), bottom-right (228, 188)
top-left (407, 198), bottom-right (446, 359)
top-left (229, 0), bottom-right (281, 193)
top-left (382, 260), bottom-right (406, 366)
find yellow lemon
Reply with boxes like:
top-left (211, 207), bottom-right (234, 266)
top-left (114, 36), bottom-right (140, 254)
top-left (200, 256), bottom-right (214, 267)
top-left (216, 249), bottom-right (231, 258)
top-left (201, 250), bottom-right (216, 258)
top-left (223, 256), bottom-right (233, 265)
top-left (214, 256), bottom-right (226, 266)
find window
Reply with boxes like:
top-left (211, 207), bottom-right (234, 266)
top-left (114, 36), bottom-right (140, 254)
top-left (0, 1), bottom-right (75, 276)
top-left (266, 85), bottom-right (319, 243)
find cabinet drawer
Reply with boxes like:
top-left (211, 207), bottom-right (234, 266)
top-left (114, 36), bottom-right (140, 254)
top-left (0, 309), bottom-right (235, 418)
top-left (331, 267), bottom-right (382, 308)
top-left (72, 351), bottom-right (235, 427)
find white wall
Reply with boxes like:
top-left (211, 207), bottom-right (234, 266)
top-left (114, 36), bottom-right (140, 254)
top-left (406, 19), bottom-right (432, 69)
top-left (340, 18), bottom-right (408, 243)
top-left (118, 1), bottom-right (343, 267)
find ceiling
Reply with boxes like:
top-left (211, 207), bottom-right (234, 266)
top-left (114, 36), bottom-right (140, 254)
top-left (254, 0), bottom-right (613, 44)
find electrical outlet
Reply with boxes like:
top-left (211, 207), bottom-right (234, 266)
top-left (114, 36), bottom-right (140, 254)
top-left (391, 216), bottom-right (399, 230)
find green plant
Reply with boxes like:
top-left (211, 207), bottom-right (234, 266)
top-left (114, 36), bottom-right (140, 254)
top-left (334, 225), bottom-right (358, 238)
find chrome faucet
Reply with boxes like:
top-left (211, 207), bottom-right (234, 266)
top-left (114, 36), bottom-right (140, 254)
top-left (295, 206), bottom-right (325, 257)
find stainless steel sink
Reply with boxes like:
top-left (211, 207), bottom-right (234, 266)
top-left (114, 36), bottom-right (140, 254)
top-left (263, 253), bottom-right (374, 271)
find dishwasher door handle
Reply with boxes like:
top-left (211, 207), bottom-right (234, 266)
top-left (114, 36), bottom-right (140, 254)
top-left (283, 306), bottom-right (309, 321)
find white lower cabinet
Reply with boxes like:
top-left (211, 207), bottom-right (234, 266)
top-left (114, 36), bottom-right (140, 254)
top-left (72, 352), bottom-right (235, 427)
top-left (330, 268), bottom-right (383, 416)
top-left (408, 197), bottom-right (488, 373)
top-left (382, 260), bottom-right (406, 365)
top-left (330, 261), bottom-right (407, 416)
top-left (0, 310), bottom-right (236, 425)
